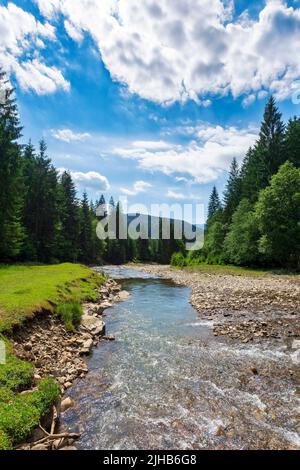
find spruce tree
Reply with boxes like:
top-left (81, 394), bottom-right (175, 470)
top-left (223, 158), bottom-right (241, 220)
top-left (207, 186), bottom-right (222, 222)
top-left (79, 191), bottom-right (93, 263)
top-left (22, 140), bottom-right (59, 262)
top-left (0, 70), bottom-right (24, 260)
top-left (259, 96), bottom-right (285, 177)
top-left (58, 171), bottom-right (80, 262)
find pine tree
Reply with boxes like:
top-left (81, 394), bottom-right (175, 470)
top-left (22, 140), bottom-right (59, 262)
top-left (207, 186), bottom-right (222, 222)
top-left (79, 192), bottom-right (93, 263)
top-left (0, 70), bottom-right (24, 260)
top-left (58, 171), bottom-right (80, 262)
top-left (259, 96), bottom-right (285, 177)
top-left (241, 97), bottom-right (286, 202)
top-left (223, 158), bottom-right (241, 220)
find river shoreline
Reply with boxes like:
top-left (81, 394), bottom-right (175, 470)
top-left (60, 265), bottom-right (300, 450)
top-left (12, 276), bottom-right (129, 451)
top-left (132, 264), bottom-right (300, 345)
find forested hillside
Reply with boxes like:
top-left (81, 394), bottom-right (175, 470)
top-left (0, 71), bottom-right (182, 265)
top-left (172, 97), bottom-right (300, 270)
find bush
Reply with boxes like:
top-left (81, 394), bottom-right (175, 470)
top-left (0, 430), bottom-right (12, 450)
top-left (0, 377), bottom-right (60, 449)
top-left (0, 355), bottom-right (34, 391)
top-left (55, 302), bottom-right (83, 331)
top-left (171, 252), bottom-right (186, 268)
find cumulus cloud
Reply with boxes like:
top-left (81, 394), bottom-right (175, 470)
top-left (59, 168), bottom-right (110, 191)
top-left (0, 2), bottom-right (69, 94)
top-left (121, 180), bottom-right (153, 196)
top-left (51, 128), bottom-right (91, 142)
top-left (34, 0), bottom-right (300, 104)
top-left (114, 125), bottom-right (257, 184)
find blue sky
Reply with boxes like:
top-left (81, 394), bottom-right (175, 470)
top-left (1, 0), bottom-right (300, 220)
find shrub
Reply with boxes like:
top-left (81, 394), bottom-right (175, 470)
top-left (0, 430), bottom-right (12, 450)
top-left (171, 252), bottom-right (186, 268)
top-left (0, 377), bottom-right (59, 449)
top-left (0, 355), bottom-right (34, 391)
top-left (55, 302), bottom-right (83, 331)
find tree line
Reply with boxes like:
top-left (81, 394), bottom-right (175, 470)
top-left (0, 71), bottom-right (183, 265)
top-left (172, 97), bottom-right (300, 270)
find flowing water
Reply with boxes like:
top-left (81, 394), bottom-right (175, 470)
top-left (61, 266), bottom-right (300, 450)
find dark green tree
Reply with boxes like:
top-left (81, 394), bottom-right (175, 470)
top-left (207, 186), bottom-right (222, 223)
top-left (259, 96), bottom-right (285, 177)
top-left (223, 158), bottom-right (241, 220)
top-left (58, 171), bottom-right (80, 262)
top-left (79, 191), bottom-right (94, 263)
top-left (22, 140), bottom-right (59, 262)
top-left (0, 70), bottom-right (24, 260)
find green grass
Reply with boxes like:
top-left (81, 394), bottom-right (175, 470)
top-left (0, 263), bottom-right (106, 449)
top-left (54, 302), bottom-right (83, 332)
top-left (0, 371), bottom-right (60, 449)
top-left (173, 263), bottom-right (299, 278)
top-left (0, 263), bottom-right (105, 332)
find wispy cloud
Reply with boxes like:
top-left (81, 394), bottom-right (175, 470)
top-left (51, 129), bottom-right (91, 143)
top-left (121, 180), bottom-right (153, 196)
top-left (114, 125), bottom-right (257, 184)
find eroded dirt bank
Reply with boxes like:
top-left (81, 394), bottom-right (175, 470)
top-left (11, 278), bottom-right (129, 451)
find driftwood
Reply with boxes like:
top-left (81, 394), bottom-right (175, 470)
top-left (33, 433), bottom-right (80, 446)
top-left (31, 405), bottom-right (80, 450)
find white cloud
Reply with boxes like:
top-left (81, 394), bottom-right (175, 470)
top-left (121, 180), bottom-right (153, 196)
top-left (34, 0), bottom-right (300, 103)
top-left (114, 125), bottom-right (257, 184)
top-left (51, 128), bottom-right (91, 142)
top-left (167, 190), bottom-right (185, 200)
top-left (59, 168), bottom-right (110, 191)
top-left (0, 2), bottom-right (69, 94)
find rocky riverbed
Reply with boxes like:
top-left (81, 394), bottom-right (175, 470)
top-left (133, 265), bottom-right (300, 345)
top-left (11, 277), bottom-right (129, 451)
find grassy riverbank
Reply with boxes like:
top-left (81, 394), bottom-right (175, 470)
top-left (0, 263), bottom-right (105, 450)
top-left (174, 263), bottom-right (291, 278)
top-left (0, 263), bottom-right (104, 332)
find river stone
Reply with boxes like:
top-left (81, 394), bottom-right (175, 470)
top-left (116, 291), bottom-right (130, 302)
top-left (80, 338), bottom-right (93, 355)
top-left (61, 397), bottom-right (75, 413)
top-left (291, 349), bottom-right (300, 365)
top-left (291, 340), bottom-right (300, 350)
top-left (81, 313), bottom-right (105, 333)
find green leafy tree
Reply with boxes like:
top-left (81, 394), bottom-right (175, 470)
top-left (255, 162), bottom-right (300, 268)
top-left (284, 117), bottom-right (300, 168)
top-left (223, 199), bottom-right (259, 266)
